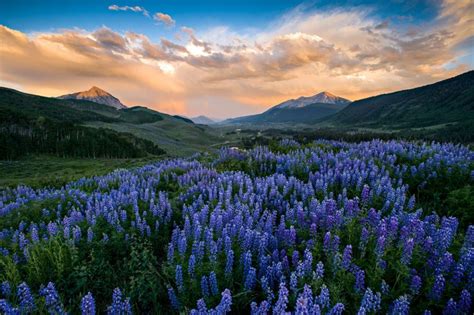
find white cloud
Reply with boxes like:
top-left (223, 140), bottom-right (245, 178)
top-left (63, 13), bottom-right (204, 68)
top-left (108, 5), bottom-right (149, 17)
top-left (153, 12), bottom-right (175, 27)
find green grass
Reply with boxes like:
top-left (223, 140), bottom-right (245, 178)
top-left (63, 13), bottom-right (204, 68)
top-left (87, 119), bottom-right (225, 156)
top-left (0, 155), bottom-right (162, 188)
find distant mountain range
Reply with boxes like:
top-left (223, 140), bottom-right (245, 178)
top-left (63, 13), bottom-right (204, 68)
top-left (2, 70), bottom-right (472, 160)
top-left (331, 70), bottom-right (474, 128)
top-left (223, 71), bottom-right (474, 130)
top-left (191, 115), bottom-right (218, 125)
top-left (58, 86), bottom-right (127, 109)
top-left (224, 91), bottom-right (351, 124)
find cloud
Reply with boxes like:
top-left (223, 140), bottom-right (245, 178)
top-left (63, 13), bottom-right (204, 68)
top-left (108, 4), bottom-right (149, 17)
top-left (0, 0), bottom-right (471, 118)
top-left (153, 12), bottom-right (175, 27)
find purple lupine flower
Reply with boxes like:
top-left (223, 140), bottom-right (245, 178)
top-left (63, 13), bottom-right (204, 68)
top-left (442, 299), bottom-right (458, 315)
top-left (18, 233), bottom-right (28, 250)
top-left (188, 255), bottom-right (196, 278)
top-left (167, 244), bottom-right (174, 262)
top-left (407, 195), bottom-right (416, 210)
top-left (87, 228), bottom-right (94, 243)
top-left (225, 250), bottom-right (234, 277)
top-left (290, 272), bottom-right (298, 291)
top-left (301, 284), bottom-right (314, 310)
top-left (201, 276), bottom-right (209, 297)
top-left (215, 289), bottom-right (232, 314)
top-left (17, 282), bottom-right (35, 313)
top-left (431, 274), bottom-right (445, 301)
top-left (0, 299), bottom-right (19, 314)
top-left (0, 281), bottom-right (10, 297)
top-left (81, 292), bottom-right (96, 315)
top-left (251, 300), bottom-right (270, 315)
top-left (209, 289), bottom-right (232, 314)
top-left (342, 245), bottom-right (352, 270)
top-left (244, 267), bottom-right (257, 290)
top-left (273, 282), bottom-right (289, 314)
top-left (361, 185), bottom-right (370, 204)
top-left (459, 289), bottom-right (472, 313)
top-left (175, 265), bottom-right (184, 292)
top-left (390, 295), bottom-right (410, 315)
top-left (359, 288), bottom-right (381, 313)
top-left (451, 263), bottom-right (464, 287)
top-left (303, 249), bottom-right (313, 275)
top-left (359, 227), bottom-right (369, 252)
top-left (295, 292), bottom-right (309, 314)
top-left (323, 232), bottom-right (331, 252)
top-left (107, 288), bottom-right (132, 315)
top-left (375, 235), bottom-right (386, 260)
top-left (47, 222), bottom-right (58, 238)
top-left (381, 280), bottom-right (390, 295)
top-left (243, 250), bottom-right (252, 275)
top-left (292, 251), bottom-right (300, 267)
top-left (315, 261), bottom-right (324, 279)
top-left (196, 298), bottom-right (207, 313)
top-left (167, 286), bottom-right (180, 310)
top-left (209, 271), bottom-right (218, 296)
top-left (73, 225), bottom-right (82, 243)
top-left (410, 275), bottom-right (422, 295)
top-left (318, 284), bottom-right (330, 309)
top-left (355, 269), bottom-right (365, 293)
top-left (328, 303), bottom-right (345, 315)
top-left (438, 252), bottom-right (454, 274)
top-left (40, 282), bottom-right (64, 314)
top-left (31, 226), bottom-right (39, 243)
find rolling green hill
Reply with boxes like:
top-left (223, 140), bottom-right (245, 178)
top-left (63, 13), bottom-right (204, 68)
top-left (331, 70), bottom-right (474, 128)
top-left (0, 87), bottom-right (223, 158)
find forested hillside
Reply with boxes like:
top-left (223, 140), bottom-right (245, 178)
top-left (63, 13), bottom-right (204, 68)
top-left (0, 88), bottom-right (165, 159)
top-left (0, 109), bottom-right (165, 159)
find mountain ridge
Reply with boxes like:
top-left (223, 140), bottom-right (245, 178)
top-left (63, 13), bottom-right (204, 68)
top-left (58, 86), bottom-right (127, 109)
top-left (330, 70), bottom-right (474, 128)
top-left (191, 115), bottom-right (217, 125)
top-left (273, 91), bottom-right (350, 109)
top-left (223, 91), bottom-right (350, 125)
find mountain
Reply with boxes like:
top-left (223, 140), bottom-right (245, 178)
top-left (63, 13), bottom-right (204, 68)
top-left (58, 86), bottom-right (127, 109)
top-left (330, 71), bottom-right (474, 128)
top-left (173, 115), bottom-right (195, 124)
top-left (224, 91), bottom-right (350, 125)
top-left (0, 87), bottom-right (223, 157)
top-left (273, 91), bottom-right (350, 109)
top-left (191, 115), bottom-right (217, 125)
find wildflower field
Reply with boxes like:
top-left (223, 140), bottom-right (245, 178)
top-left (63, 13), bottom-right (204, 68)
top-left (0, 139), bottom-right (473, 314)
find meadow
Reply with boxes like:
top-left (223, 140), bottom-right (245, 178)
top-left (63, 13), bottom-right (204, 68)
top-left (0, 139), bottom-right (472, 314)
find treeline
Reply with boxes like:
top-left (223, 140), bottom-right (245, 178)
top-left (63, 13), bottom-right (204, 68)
top-left (237, 123), bottom-right (474, 148)
top-left (0, 109), bottom-right (165, 160)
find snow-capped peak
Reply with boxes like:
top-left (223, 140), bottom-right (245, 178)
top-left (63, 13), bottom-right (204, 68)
top-left (273, 91), bottom-right (351, 109)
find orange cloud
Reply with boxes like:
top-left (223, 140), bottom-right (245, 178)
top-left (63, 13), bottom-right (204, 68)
top-left (0, 1), bottom-right (471, 119)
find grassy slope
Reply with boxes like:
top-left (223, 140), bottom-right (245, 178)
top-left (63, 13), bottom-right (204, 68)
top-left (87, 117), bottom-right (224, 156)
top-left (0, 156), bottom-right (161, 188)
top-left (330, 70), bottom-right (474, 128)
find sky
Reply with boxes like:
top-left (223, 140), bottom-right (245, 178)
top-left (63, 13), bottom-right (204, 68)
top-left (0, 0), bottom-right (472, 119)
